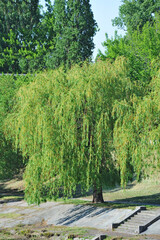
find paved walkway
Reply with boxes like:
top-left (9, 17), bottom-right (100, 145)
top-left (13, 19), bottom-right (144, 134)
top-left (0, 200), bottom-right (160, 236)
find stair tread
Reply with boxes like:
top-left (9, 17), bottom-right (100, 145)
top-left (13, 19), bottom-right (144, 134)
top-left (128, 221), bottom-right (148, 224)
top-left (125, 223), bottom-right (141, 225)
top-left (118, 225), bottom-right (137, 229)
top-left (138, 212), bottom-right (157, 215)
top-left (113, 209), bottom-right (160, 234)
top-left (116, 228), bottom-right (138, 234)
top-left (133, 215), bottom-right (155, 219)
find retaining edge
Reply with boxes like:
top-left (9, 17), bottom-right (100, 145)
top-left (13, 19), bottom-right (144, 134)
top-left (139, 214), bottom-right (160, 233)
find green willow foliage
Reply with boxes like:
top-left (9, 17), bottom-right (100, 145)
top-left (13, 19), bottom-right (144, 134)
top-left (6, 57), bottom-right (131, 204)
top-left (113, 67), bottom-right (160, 187)
top-left (0, 74), bottom-right (34, 179)
top-left (97, 14), bottom-right (160, 188)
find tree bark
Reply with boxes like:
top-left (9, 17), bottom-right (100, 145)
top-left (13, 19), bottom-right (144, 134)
top-left (92, 185), bottom-right (104, 203)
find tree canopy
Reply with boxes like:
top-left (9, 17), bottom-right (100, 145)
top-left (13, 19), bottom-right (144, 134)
top-left (1, 1), bottom-right (160, 204)
top-left (6, 58), bottom-right (131, 204)
top-left (0, 74), bottom-right (33, 179)
top-left (46, 0), bottom-right (97, 69)
top-left (98, 15), bottom-right (160, 95)
top-left (113, 67), bottom-right (160, 186)
top-left (112, 0), bottom-right (160, 31)
top-left (97, 11), bottom-right (160, 188)
top-left (0, 0), bottom-right (97, 73)
top-left (0, 0), bottom-right (42, 73)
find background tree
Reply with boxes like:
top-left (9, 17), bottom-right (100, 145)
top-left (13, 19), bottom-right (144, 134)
top-left (18, 1), bottom-right (56, 73)
top-left (112, 0), bottom-right (160, 31)
top-left (97, 12), bottom-right (160, 187)
top-left (46, 0), bottom-right (97, 69)
top-left (0, 0), bottom-right (41, 42)
top-left (113, 65), bottom-right (160, 186)
top-left (0, 0), bottom-right (43, 73)
top-left (45, 0), bottom-right (66, 69)
top-left (97, 15), bottom-right (160, 96)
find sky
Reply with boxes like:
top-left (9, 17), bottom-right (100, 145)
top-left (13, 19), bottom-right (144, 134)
top-left (40, 0), bottom-right (125, 59)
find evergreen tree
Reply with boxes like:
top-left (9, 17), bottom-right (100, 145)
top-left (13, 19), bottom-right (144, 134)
top-left (0, 0), bottom-right (41, 40)
top-left (0, 0), bottom-right (42, 73)
top-left (46, 0), bottom-right (97, 69)
top-left (67, 0), bottom-right (97, 62)
top-left (45, 0), bottom-right (66, 69)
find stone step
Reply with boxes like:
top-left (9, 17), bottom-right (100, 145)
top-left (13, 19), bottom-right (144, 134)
top-left (116, 226), bottom-right (138, 234)
top-left (132, 216), bottom-right (153, 220)
top-left (112, 208), bottom-right (160, 235)
top-left (138, 214), bottom-right (156, 218)
top-left (127, 218), bottom-right (146, 222)
top-left (118, 224), bottom-right (137, 230)
top-left (116, 229), bottom-right (137, 234)
top-left (138, 211), bottom-right (157, 216)
top-left (125, 222), bottom-right (140, 226)
top-left (133, 215), bottom-right (155, 219)
top-left (127, 217), bottom-right (144, 221)
top-left (132, 218), bottom-right (154, 223)
top-left (128, 220), bottom-right (148, 224)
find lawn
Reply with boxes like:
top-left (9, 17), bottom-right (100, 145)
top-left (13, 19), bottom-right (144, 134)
top-left (77, 177), bottom-right (160, 207)
top-left (1, 176), bottom-right (160, 207)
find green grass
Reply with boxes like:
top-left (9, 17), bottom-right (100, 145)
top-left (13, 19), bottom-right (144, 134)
top-left (0, 178), bottom-right (24, 203)
top-left (57, 198), bottom-right (137, 209)
top-left (0, 225), bottom-right (156, 240)
top-left (103, 178), bottom-right (160, 203)
top-left (1, 176), bottom-right (160, 209)
top-left (0, 195), bottom-right (23, 201)
top-left (52, 177), bottom-right (160, 209)
top-left (0, 213), bottom-right (21, 219)
top-left (77, 177), bottom-right (160, 208)
top-left (0, 224), bottom-right (97, 240)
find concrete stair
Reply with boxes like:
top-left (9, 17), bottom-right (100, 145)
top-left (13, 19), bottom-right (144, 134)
top-left (113, 209), bottom-right (160, 234)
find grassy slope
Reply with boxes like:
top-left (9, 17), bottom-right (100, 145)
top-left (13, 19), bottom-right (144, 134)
top-left (1, 176), bottom-right (160, 207)
top-left (80, 177), bottom-right (160, 206)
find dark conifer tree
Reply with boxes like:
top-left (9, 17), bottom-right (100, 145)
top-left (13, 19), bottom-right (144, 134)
top-left (0, 0), bottom-right (41, 72)
top-left (47, 0), bottom-right (97, 69)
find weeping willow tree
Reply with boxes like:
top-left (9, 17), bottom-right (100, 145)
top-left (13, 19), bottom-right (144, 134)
top-left (113, 66), bottom-right (160, 187)
top-left (6, 57), bottom-right (130, 204)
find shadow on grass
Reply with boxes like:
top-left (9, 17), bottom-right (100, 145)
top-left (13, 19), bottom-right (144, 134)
top-left (68, 191), bottom-right (160, 209)
top-left (82, 201), bottom-right (139, 209)
top-left (106, 182), bottom-right (136, 193)
top-left (0, 182), bottom-right (24, 204)
top-left (113, 192), bottom-right (160, 206)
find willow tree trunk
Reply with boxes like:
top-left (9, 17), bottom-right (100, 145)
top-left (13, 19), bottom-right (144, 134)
top-left (92, 185), bottom-right (104, 203)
